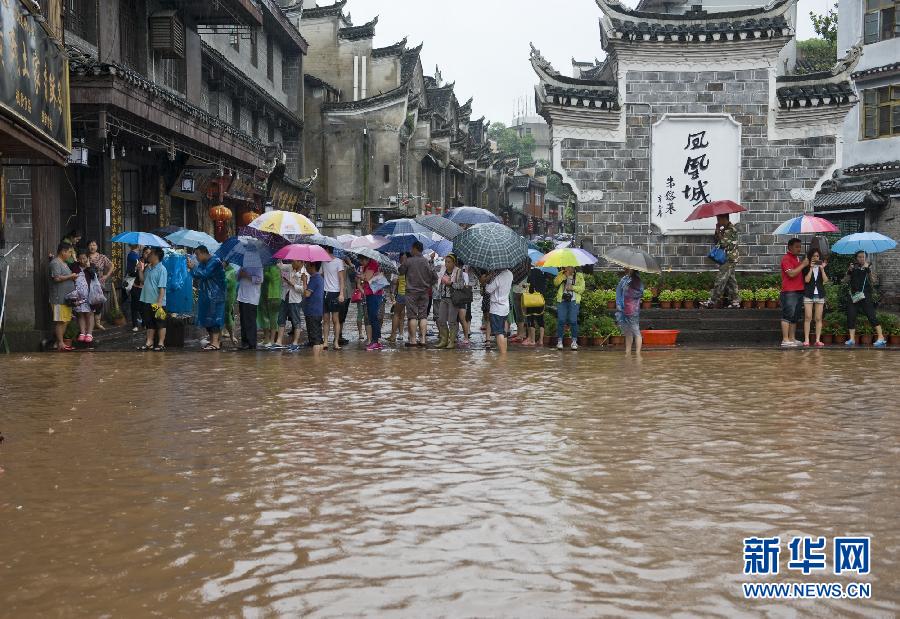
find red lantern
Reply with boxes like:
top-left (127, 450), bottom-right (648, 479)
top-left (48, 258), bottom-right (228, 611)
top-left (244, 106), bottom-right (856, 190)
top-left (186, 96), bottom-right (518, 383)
top-left (209, 205), bottom-right (233, 222)
top-left (241, 211), bottom-right (260, 226)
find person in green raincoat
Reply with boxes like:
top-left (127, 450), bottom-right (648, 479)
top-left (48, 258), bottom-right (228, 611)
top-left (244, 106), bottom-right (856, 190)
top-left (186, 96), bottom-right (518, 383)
top-left (257, 263), bottom-right (283, 347)
top-left (224, 262), bottom-right (238, 344)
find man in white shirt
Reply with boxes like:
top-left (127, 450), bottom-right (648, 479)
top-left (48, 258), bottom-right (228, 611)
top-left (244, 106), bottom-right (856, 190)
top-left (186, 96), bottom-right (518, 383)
top-left (277, 260), bottom-right (306, 348)
top-left (237, 265), bottom-right (263, 349)
top-left (483, 269), bottom-right (513, 354)
top-left (320, 246), bottom-right (346, 349)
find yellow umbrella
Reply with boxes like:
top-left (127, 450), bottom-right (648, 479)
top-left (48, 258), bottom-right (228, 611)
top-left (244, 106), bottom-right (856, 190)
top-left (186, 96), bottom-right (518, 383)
top-left (248, 210), bottom-right (319, 237)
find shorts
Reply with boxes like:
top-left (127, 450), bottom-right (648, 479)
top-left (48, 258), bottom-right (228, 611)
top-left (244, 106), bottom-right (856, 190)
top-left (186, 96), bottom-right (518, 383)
top-left (324, 291), bottom-right (342, 314)
top-left (804, 295), bottom-right (825, 304)
top-left (305, 314), bottom-right (323, 345)
top-left (489, 313), bottom-right (507, 335)
top-left (526, 313), bottom-right (544, 329)
top-left (51, 303), bottom-right (72, 323)
top-left (617, 314), bottom-right (641, 338)
top-left (780, 291), bottom-right (804, 324)
top-left (278, 300), bottom-right (304, 328)
top-left (356, 301), bottom-right (370, 325)
top-left (394, 294), bottom-right (406, 306)
top-left (141, 301), bottom-right (165, 330)
top-left (406, 291), bottom-right (430, 320)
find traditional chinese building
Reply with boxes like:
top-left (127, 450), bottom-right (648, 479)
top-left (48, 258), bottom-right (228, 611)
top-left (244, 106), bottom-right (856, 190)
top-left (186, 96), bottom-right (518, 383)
top-left (531, 0), bottom-right (861, 272)
top-left (1, 1), bottom-right (72, 349)
top-left (295, 1), bottom-right (492, 234)
top-left (812, 0), bottom-right (900, 305)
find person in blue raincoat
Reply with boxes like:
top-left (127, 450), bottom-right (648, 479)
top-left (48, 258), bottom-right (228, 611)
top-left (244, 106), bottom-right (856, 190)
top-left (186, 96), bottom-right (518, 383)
top-left (188, 245), bottom-right (226, 350)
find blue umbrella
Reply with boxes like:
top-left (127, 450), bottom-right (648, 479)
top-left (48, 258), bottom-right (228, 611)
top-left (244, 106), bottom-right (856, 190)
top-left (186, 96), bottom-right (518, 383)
top-left (444, 206), bottom-right (502, 225)
top-left (374, 218), bottom-right (430, 237)
top-left (831, 232), bottom-right (897, 255)
top-left (430, 239), bottom-right (453, 257)
top-left (166, 229), bottom-right (220, 250)
top-left (214, 236), bottom-right (274, 268)
top-left (528, 248), bottom-right (558, 275)
top-left (111, 231), bottom-right (171, 247)
top-left (376, 233), bottom-right (435, 255)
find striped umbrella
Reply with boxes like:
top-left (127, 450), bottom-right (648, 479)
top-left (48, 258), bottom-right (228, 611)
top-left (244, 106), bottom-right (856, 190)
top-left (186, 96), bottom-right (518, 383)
top-left (528, 248), bottom-right (558, 275)
top-left (374, 218), bottom-right (430, 237)
top-left (444, 206), bottom-right (502, 225)
top-left (248, 210), bottom-right (319, 236)
top-left (452, 223), bottom-right (528, 270)
top-left (773, 215), bottom-right (839, 235)
top-left (536, 247), bottom-right (598, 268)
top-left (415, 214), bottom-right (463, 240)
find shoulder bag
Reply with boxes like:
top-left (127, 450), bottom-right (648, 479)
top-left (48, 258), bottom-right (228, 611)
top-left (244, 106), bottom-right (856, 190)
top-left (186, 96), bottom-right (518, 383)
top-left (851, 273), bottom-right (867, 304)
top-left (708, 246), bottom-right (727, 265)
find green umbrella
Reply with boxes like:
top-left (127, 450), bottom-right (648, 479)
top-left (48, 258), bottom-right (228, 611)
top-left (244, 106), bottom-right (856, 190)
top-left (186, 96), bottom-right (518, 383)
top-left (453, 223), bottom-right (528, 270)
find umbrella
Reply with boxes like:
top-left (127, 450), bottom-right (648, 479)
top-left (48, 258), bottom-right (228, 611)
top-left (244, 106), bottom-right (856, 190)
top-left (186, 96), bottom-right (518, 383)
top-left (452, 222), bottom-right (528, 270)
top-left (346, 246), bottom-right (399, 274)
top-left (602, 246), bottom-right (662, 274)
top-left (831, 232), bottom-right (897, 255)
top-left (510, 256), bottom-right (532, 284)
top-left (237, 226), bottom-right (290, 251)
top-left (376, 233), bottom-right (435, 255)
top-left (430, 239), bottom-right (454, 257)
top-left (348, 234), bottom-right (389, 250)
top-left (249, 210), bottom-right (319, 236)
top-left (773, 215), bottom-right (839, 235)
top-left (272, 244), bottom-right (332, 262)
top-left (111, 231), bottom-right (171, 248)
top-left (528, 248), bottom-right (558, 275)
top-left (298, 233), bottom-right (344, 251)
top-left (444, 206), bottom-right (503, 225)
top-left (536, 247), bottom-right (599, 268)
top-left (415, 214), bottom-right (463, 240)
top-left (374, 218), bottom-right (430, 237)
top-left (684, 199), bottom-right (747, 222)
top-left (336, 234), bottom-right (358, 248)
top-left (165, 229), bottom-right (220, 250)
top-left (214, 236), bottom-right (274, 269)
top-left (151, 225), bottom-right (184, 237)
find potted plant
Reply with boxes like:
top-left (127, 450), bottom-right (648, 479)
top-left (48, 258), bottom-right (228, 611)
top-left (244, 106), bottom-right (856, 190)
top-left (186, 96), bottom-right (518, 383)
top-left (682, 289), bottom-right (698, 309)
top-left (754, 288), bottom-right (768, 309)
top-left (820, 320), bottom-right (835, 344)
top-left (610, 325), bottom-right (624, 346)
top-left (543, 312), bottom-right (557, 347)
top-left (889, 324), bottom-right (900, 347)
top-left (594, 316), bottom-right (615, 346)
top-left (857, 319), bottom-right (874, 345)
top-left (740, 288), bottom-right (755, 309)
top-left (765, 288), bottom-right (779, 309)
top-left (658, 289), bottom-right (675, 309)
top-left (63, 320), bottom-right (79, 348)
top-left (603, 289), bottom-right (617, 310)
top-left (671, 289), bottom-right (684, 309)
top-left (641, 288), bottom-right (653, 310)
top-left (108, 307), bottom-right (127, 327)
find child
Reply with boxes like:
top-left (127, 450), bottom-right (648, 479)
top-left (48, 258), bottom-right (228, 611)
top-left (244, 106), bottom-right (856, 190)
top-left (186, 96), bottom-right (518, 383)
top-left (73, 251), bottom-right (105, 345)
top-left (615, 268), bottom-right (644, 354)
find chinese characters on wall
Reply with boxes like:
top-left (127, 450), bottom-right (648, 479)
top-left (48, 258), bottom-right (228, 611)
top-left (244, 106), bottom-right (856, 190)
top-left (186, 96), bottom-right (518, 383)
top-left (650, 116), bottom-right (740, 234)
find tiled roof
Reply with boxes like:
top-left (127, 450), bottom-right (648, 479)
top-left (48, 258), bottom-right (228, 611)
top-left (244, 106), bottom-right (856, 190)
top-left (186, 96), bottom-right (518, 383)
top-left (607, 15), bottom-right (790, 41)
top-left (338, 17), bottom-right (377, 41)
top-left (301, 1), bottom-right (347, 19)
top-left (776, 82), bottom-right (855, 107)
top-left (400, 43), bottom-right (423, 85)
top-left (511, 175), bottom-right (531, 189)
top-left (372, 37), bottom-right (407, 58)
top-left (304, 73), bottom-right (341, 95)
top-left (845, 161), bottom-right (900, 175)
top-left (427, 84), bottom-right (456, 112)
top-left (851, 61), bottom-right (900, 81)
top-left (321, 85), bottom-right (408, 113)
top-left (544, 84), bottom-right (620, 109)
top-left (877, 177), bottom-right (900, 194)
top-left (812, 191), bottom-right (871, 208)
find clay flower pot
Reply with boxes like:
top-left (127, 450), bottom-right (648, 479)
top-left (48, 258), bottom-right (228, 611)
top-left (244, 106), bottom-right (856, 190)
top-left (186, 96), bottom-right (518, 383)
top-left (672, 301), bottom-right (683, 309)
top-left (611, 335), bottom-right (625, 346)
top-left (562, 337), bottom-right (573, 347)
top-left (606, 300), bottom-right (616, 310)
top-left (683, 300), bottom-right (695, 309)
top-left (860, 334), bottom-right (874, 345)
top-left (834, 333), bottom-right (848, 344)
top-left (577, 336), bottom-right (590, 346)
top-left (755, 300), bottom-right (767, 309)
top-left (544, 336), bottom-right (557, 347)
top-left (641, 300), bottom-right (652, 309)
top-left (821, 333), bottom-right (834, 344)
top-left (741, 300), bottom-right (753, 308)
top-left (660, 301), bottom-right (672, 309)
top-left (765, 300), bottom-right (778, 309)
top-left (591, 337), bottom-right (606, 346)
top-left (889, 335), bottom-right (900, 346)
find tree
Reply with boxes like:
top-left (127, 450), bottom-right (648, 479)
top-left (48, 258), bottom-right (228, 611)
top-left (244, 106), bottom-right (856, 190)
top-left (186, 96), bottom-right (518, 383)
top-left (810, 3), bottom-right (837, 45)
top-left (488, 122), bottom-right (536, 163)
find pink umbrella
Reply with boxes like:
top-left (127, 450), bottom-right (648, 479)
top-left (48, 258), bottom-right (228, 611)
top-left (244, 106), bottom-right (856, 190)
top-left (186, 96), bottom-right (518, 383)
top-left (349, 234), bottom-right (389, 249)
top-left (272, 244), bottom-right (331, 262)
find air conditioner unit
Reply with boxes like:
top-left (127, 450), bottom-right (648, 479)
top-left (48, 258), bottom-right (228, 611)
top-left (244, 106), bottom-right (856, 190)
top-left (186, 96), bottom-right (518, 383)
top-left (150, 11), bottom-right (185, 59)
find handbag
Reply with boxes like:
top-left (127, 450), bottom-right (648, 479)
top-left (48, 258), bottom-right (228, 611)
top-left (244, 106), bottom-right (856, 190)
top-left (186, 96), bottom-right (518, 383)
top-left (708, 246), bottom-right (727, 265)
top-left (523, 290), bottom-right (545, 308)
top-left (351, 288), bottom-right (363, 303)
top-left (369, 273), bottom-right (389, 293)
top-left (88, 278), bottom-right (107, 306)
top-left (851, 273), bottom-right (867, 304)
top-left (64, 288), bottom-right (82, 307)
top-left (451, 286), bottom-right (473, 308)
top-left (124, 276), bottom-right (136, 292)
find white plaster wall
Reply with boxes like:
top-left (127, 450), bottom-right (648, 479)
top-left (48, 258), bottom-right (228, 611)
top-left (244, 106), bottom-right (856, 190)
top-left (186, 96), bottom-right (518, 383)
top-left (202, 32), bottom-right (290, 107)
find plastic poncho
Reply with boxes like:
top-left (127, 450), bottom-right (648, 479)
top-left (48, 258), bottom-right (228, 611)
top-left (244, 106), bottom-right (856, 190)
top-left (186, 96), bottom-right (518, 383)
top-left (191, 256), bottom-right (226, 329)
top-left (224, 264), bottom-right (238, 330)
top-left (262, 264), bottom-right (283, 301)
top-left (162, 252), bottom-right (194, 314)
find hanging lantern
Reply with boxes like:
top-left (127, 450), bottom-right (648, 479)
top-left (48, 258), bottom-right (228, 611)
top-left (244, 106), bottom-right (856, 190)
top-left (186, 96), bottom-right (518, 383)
top-left (241, 211), bottom-right (260, 226)
top-left (209, 205), bottom-right (232, 222)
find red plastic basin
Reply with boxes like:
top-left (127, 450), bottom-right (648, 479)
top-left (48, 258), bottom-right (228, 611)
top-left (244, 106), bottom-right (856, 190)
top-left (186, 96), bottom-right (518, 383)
top-left (641, 330), bottom-right (679, 346)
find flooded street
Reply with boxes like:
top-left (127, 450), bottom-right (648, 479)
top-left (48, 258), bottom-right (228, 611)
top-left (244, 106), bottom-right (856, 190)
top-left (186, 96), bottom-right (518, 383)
top-left (1, 350), bottom-right (898, 617)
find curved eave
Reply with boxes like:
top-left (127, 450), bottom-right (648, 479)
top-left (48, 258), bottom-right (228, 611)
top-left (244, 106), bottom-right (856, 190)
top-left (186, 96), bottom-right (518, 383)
top-left (529, 44), bottom-right (618, 94)
top-left (595, 0), bottom-right (793, 24)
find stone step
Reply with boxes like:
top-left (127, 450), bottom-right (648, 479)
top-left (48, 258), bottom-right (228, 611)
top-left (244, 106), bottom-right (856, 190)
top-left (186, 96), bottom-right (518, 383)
top-left (641, 318), bottom-right (779, 331)
top-left (641, 307), bottom-right (782, 318)
top-left (672, 329), bottom-right (781, 344)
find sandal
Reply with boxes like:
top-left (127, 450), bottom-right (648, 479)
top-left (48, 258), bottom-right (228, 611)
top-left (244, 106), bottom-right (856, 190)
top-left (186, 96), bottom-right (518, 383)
top-left (202, 344), bottom-right (220, 351)
top-left (153, 345), bottom-right (166, 352)
top-left (136, 344), bottom-right (152, 351)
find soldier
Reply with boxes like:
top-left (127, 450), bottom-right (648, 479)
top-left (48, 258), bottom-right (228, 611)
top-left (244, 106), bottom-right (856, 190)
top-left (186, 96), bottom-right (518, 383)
top-left (701, 214), bottom-right (741, 308)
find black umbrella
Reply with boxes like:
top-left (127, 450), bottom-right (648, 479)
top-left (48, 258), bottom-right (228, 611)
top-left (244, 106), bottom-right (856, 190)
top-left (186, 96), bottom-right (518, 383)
top-left (415, 214), bottom-right (463, 240)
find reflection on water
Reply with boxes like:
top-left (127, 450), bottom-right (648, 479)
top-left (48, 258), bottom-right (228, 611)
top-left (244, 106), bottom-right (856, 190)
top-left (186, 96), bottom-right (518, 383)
top-left (0, 350), bottom-right (897, 617)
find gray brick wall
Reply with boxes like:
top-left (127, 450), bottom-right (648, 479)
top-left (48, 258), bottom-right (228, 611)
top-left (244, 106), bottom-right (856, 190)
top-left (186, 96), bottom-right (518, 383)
top-left (564, 69), bottom-right (836, 271)
top-left (870, 199), bottom-right (899, 305)
top-left (2, 166), bottom-right (36, 326)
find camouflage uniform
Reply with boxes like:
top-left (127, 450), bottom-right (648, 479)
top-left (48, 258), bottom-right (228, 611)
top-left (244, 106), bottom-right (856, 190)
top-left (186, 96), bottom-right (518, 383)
top-left (708, 224), bottom-right (740, 305)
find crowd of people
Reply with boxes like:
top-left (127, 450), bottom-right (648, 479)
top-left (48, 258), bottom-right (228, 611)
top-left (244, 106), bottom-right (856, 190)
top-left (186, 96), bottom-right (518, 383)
top-left (47, 224), bottom-right (893, 353)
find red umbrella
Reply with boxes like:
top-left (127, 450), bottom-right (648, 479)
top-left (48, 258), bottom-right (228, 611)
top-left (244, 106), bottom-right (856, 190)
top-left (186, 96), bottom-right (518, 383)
top-left (684, 199), bottom-right (747, 222)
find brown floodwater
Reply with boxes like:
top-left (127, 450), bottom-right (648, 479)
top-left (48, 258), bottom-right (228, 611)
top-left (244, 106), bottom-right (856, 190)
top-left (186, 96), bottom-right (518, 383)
top-left (1, 350), bottom-right (898, 617)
